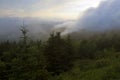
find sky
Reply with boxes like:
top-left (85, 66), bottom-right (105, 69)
top-left (1, 0), bottom-right (120, 40)
top-left (0, 0), bottom-right (105, 20)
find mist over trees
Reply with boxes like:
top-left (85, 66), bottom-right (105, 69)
top-left (0, 17), bottom-right (64, 41)
top-left (0, 26), bottom-right (120, 80)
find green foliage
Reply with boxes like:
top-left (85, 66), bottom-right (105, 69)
top-left (0, 29), bottom-right (120, 80)
top-left (44, 32), bottom-right (74, 74)
top-left (54, 52), bottom-right (120, 80)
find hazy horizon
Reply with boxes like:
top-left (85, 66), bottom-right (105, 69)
top-left (0, 0), bottom-right (120, 40)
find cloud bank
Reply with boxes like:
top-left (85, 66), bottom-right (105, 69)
top-left (76, 0), bottom-right (120, 31)
top-left (54, 0), bottom-right (120, 34)
top-left (0, 0), bottom-right (120, 40)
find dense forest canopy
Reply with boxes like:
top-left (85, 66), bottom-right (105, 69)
top-left (0, 27), bottom-right (120, 80)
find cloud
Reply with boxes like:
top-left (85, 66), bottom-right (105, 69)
top-left (76, 0), bottom-right (120, 31)
top-left (54, 0), bottom-right (120, 34)
top-left (31, 0), bottom-right (104, 19)
top-left (1, 0), bottom-right (119, 40)
top-left (53, 20), bottom-right (76, 35)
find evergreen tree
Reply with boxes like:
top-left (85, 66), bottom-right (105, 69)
top-left (20, 26), bottom-right (29, 51)
top-left (44, 32), bottom-right (73, 74)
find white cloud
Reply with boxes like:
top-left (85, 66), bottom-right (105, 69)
top-left (53, 0), bottom-right (120, 34)
top-left (76, 0), bottom-right (120, 31)
top-left (53, 20), bottom-right (76, 35)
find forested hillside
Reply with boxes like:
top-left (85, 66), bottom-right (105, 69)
top-left (0, 27), bottom-right (120, 80)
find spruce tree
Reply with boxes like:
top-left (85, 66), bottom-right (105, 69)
top-left (44, 32), bottom-right (73, 74)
